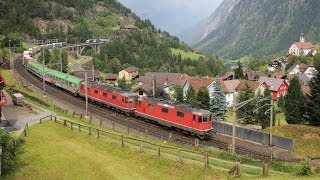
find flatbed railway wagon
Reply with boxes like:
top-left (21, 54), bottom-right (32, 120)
top-left (27, 61), bottom-right (83, 94)
top-left (78, 81), bottom-right (138, 115)
top-left (135, 97), bottom-right (213, 139)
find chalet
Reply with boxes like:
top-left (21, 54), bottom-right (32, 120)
top-left (221, 71), bottom-right (235, 81)
top-left (288, 33), bottom-right (317, 56)
top-left (118, 66), bottom-right (139, 81)
top-left (235, 80), bottom-right (260, 94)
top-left (245, 70), bottom-right (264, 81)
top-left (182, 76), bottom-right (215, 99)
top-left (221, 80), bottom-right (240, 107)
top-left (268, 59), bottom-right (282, 72)
top-left (105, 73), bottom-right (118, 82)
top-left (258, 77), bottom-right (288, 101)
top-left (136, 72), bottom-right (189, 97)
top-left (73, 70), bottom-right (101, 82)
top-left (287, 62), bottom-right (316, 78)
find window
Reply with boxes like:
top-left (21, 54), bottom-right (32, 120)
top-left (202, 117), bottom-right (208, 123)
top-left (148, 104), bottom-right (154, 110)
top-left (103, 92), bottom-right (107, 97)
top-left (162, 107), bottom-right (168, 113)
top-left (177, 111), bottom-right (184, 117)
top-left (193, 115), bottom-right (196, 121)
top-left (139, 91), bottom-right (143, 96)
top-left (94, 90), bottom-right (98, 94)
top-left (198, 116), bottom-right (202, 123)
top-left (112, 95), bottom-right (117, 100)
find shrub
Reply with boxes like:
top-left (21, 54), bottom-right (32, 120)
top-left (298, 160), bottom-right (312, 176)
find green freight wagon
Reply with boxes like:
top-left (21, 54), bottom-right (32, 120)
top-left (28, 61), bottom-right (84, 94)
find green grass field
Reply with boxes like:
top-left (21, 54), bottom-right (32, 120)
top-left (5, 121), bottom-right (228, 179)
top-left (171, 48), bottom-right (204, 60)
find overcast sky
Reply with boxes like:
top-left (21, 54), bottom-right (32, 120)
top-left (118, 0), bottom-right (223, 35)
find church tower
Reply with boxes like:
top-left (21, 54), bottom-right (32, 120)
top-left (300, 33), bottom-right (305, 42)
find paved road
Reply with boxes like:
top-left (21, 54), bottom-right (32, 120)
top-left (1, 90), bottom-right (55, 133)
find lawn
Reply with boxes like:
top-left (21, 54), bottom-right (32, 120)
top-left (171, 48), bottom-right (204, 60)
top-left (5, 121), bottom-right (227, 179)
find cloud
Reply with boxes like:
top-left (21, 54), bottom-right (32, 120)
top-left (118, 0), bottom-right (223, 34)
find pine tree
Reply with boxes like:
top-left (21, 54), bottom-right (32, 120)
top-left (284, 76), bottom-right (305, 124)
top-left (210, 79), bottom-right (227, 120)
top-left (173, 84), bottom-right (184, 102)
top-left (305, 62), bottom-right (320, 125)
top-left (61, 49), bottom-right (68, 73)
top-left (196, 87), bottom-right (210, 110)
top-left (256, 88), bottom-right (272, 129)
top-left (236, 83), bottom-right (257, 124)
top-left (186, 85), bottom-right (196, 106)
top-left (235, 61), bottom-right (244, 79)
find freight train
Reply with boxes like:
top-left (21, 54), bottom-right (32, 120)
top-left (27, 61), bottom-right (213, 139)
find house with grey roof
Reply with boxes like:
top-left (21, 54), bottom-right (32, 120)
top-left (258, 77), bottom-right (289, 101)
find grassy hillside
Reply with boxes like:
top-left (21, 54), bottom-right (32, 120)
top-left (171, 48), bottom-right (204, 60)
top-left (5, 121), bottom-right (227, 179)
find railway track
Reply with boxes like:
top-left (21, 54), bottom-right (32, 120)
top-left (15, 58), bottom-right (299, 162)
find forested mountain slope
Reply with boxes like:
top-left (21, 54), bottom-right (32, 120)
top-left (194, 0), bottom-right (320, 59)
top-left (0, 0), bottom-right (225, 76)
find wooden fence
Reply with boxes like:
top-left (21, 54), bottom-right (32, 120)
top-left (19, 115), bottom-right (277, 177)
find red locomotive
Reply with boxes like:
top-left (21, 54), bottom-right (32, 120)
top-left (27, 61), bottom-right (213, 139)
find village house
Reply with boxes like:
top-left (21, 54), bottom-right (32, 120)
top-left (268, 59), bottom-right (282, 72)
top-left (182, 76), bottom-right (216, 100)
top-left (73, 70), bottom-right (101, 82)
top-left (288, 33), bottom-right (317, 56)
top-left (118, 66), bottom-right (139, 81)
top-left (221, 71), bottom-right (235, 81)
top-left (258, 77), bottom-right (289, 101)
top-left (235, 80), bottom-right (260, 95)
top-left (135, 72), bottom-right (189, 97)
top-left (286, 62), bottom-right (316, 79)
top-left (244, 70), bottom-right (264, 81)
top-left (221, 80), bottom-right (240, 107)
top-left (105, 73), bottom-right (118, 83)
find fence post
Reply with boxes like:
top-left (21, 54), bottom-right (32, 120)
top-left (50, 115), bottom-right (53, 120)
top-left (78, 124), bottom-right (81, 132)
top-left (127, 127), bottom-right (130, 134)
top-left (140, 141), bottom-right (144, 152)
top-left (72, 111), bottom-right (75, 117)
top-left (194, 138), bottom-right (199, 147)
top-left (71, 122), bottom-right (73, 130)
top-left (157, 146), bottom-right (161, 157)
top-left (80, 114), bottom-right (83, 120)
top-left (54, 116), bottom-right (57, 123)
top-left (121, 135), bottom-right (124, 147)
top-left (89, 116), bottom-right (92, 124)
top-left (0, 147), bottom-right (2, 176)
top-left (112, 122), bottom-right (115, 130)
top-left (64, 120), bottom-right (67, 126)
top-left (23, 129), bottom-right (27, 136)
top-left (99, 120), bottom-right (102, 126)
top-left (89, 127), bottom-right (91, 135)
top-left (262, 161), bottom-right (269, 176)
top-left (178, 148), bottom-right (182, 162)
top-left (145, 130), bottom-right (148, 138)
top-left (204, 153), bottom-right (209, 168)
top-left (26, 123), bottom-right (29, 130)
top-left (40, 118), bottom-right (42, 124)
top-left (168, 133), bottom-right (172, 142)
top-left (97, 129), bottom-right (100, 138)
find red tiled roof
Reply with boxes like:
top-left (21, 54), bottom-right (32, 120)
top-left (293, 42), bottom-right (314, 49)
top-left (235, 80), bottom-right (260, 91)
top-left (222, 80), bottom-right (240, 93)
top-left (187, 76), bottom-right (215, 91)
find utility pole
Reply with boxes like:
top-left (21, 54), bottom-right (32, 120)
top-left (42, 50), bottom-right (46, 97)
top-left (269, 99), bottom-right (273, 146)
top-left (232, 93), bottom-right (236, 154)
top-left (85, 73), bottom-right (88, 117)
top-left (92, 64), bottom-right (94, 81)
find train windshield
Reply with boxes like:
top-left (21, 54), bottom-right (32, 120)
top-left (198, 115), bottom-right (212, 123)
